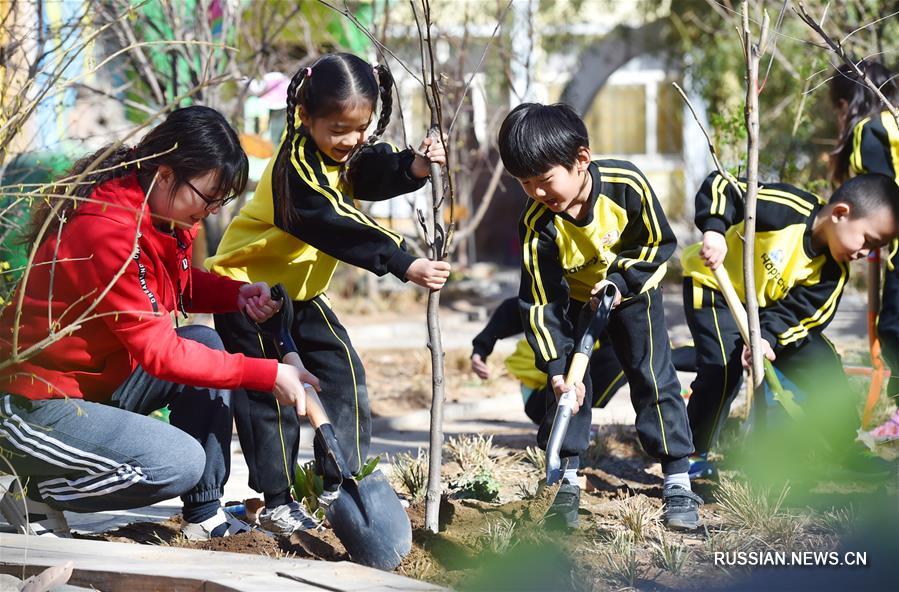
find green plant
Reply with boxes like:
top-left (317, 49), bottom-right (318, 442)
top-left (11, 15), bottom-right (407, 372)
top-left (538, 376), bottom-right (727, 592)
top-left (651, 532), bottom-right (691, 575)
top-left (292, 461), bottom-right (324, 518)
top-left (450, 471), bottom-right (500, 502)
top-left (391, 449), bottom-right (429, 502)
top-left (355, 455), bottom-right (380, 480)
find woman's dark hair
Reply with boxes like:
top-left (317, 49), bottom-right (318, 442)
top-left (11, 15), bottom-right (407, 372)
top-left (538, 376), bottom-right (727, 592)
top-left (497, 102), bottom-right (589, 178)
top-left (24, 105), bottom-right (248, 244)
top-left (273, 52), bottom-right (394, 227)
top-left (829, 60), bottom-right (899, 184)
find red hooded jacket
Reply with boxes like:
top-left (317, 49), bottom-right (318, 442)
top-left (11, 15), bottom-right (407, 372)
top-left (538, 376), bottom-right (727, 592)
top-left (0, 174), bottom-right (277, 401)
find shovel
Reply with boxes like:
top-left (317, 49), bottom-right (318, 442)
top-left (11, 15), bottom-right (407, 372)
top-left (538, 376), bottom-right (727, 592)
top-left (527, 286), bottom-right (617, 521)
top-left (255, 284), bottom-right (412, 571)
top-left (545, 284), bottom-right (618, 486)
top-left (711, 266), bottom-right (804, 420)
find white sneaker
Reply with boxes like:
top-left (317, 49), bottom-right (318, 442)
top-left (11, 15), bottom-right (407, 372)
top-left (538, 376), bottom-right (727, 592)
top-left (0, 481), bottom-right (71, 538)
top-left (258, 501), bottom-right (320, 536)
top-left (181, 507), bottom-right (252, 541)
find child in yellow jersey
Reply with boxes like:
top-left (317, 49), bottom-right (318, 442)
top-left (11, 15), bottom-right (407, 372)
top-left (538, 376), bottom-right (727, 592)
top-left (205, 53), bottom-right (449, 536)
top-left (830, 60), bottom-right (899, 442)
top-left (497, 102), bottom-right (700, 531)
top-left (683, 172), bottom-right (899, 464)
top-left (470, 297), bottom-right (628, 423)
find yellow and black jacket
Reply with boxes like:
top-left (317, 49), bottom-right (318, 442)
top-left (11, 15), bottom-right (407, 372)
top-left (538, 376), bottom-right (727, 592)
top-left (519, 159), bottom-right (674, 378)
top-left (206, 130), bottom-right (424, 300)
top-left (682, 171), bottom-right (848, 353)
top-left (849, 110), bottom-right (899, 269)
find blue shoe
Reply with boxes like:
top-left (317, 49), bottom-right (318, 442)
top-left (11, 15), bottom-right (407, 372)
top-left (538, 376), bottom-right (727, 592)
top-left (688, 454), bottom-right (717, 481)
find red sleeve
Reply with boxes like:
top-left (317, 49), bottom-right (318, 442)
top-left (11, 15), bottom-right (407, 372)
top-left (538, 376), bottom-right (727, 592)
top-left (66, 219), bottom-right (278, 392)
top-left (186, 268), bottom-right (243, 313)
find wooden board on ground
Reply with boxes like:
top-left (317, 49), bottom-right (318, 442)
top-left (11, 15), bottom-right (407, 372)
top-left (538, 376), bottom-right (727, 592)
top-left (0, 533), bottom-right (443, 592)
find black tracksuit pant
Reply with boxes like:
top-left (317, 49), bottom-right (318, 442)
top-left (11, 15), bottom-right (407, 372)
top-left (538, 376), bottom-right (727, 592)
top-left (534, 288), bottom-right (694, 475)
top-left (684, 279), bottom-right (854, 454)
top-left (879, 262), bottom-right (899, 402)
top-left (215, 294), bottom-right (370, 507)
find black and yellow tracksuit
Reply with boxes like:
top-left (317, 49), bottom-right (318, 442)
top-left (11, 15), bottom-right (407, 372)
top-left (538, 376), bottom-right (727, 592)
top-left (682, 172), bottom-right (850, 453)
top-left (519, 159), bottom-right (693, 475)
top-left (206, 129), bottom-right (424, 504)
top-left (471, 297), bottom-right (628, 424)
top-left (849, 111), bottom-right (899, 400)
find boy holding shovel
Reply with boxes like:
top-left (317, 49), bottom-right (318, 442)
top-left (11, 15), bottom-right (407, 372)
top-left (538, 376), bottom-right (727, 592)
top-left (682, 172), bottom-right (899, 470)
top-left (498, 103), bottom-right (700, 531)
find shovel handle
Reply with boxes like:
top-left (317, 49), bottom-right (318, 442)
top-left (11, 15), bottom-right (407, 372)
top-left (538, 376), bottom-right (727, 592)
top-left (712, 266), bottom-right (797, 407)
top-left (712, 266), bottom-right (750, 343)
top-left (283, 351), bottom-right (330, 429)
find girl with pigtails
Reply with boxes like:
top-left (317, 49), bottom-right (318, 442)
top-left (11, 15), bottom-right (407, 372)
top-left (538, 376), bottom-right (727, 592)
top-left (206, 53), bottom-right (449, 535)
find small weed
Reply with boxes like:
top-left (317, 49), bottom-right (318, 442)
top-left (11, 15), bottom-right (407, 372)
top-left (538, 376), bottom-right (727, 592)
top-left (401, 554), bottom-right (435, 580)
top-left (523, 446), bottom-right (546, 474)
top-left (616, 495), bottom-right (662, 542)
top-left (391, 449), bottom-right (429, 502)
top-left (715, 478), bottom-right (789, 532)
top-left (817, 505), bottom-right (857, 537)
top-left (596, 531), bottom-right (642, 588)
top-left (479, 516), bottom-right (518, 555)
top-left (515, 480), bottom-right (537, 500)
top-left (447, 434), bottom-right (495, 473)
top-left (651, 532), bottom-right (692, 575)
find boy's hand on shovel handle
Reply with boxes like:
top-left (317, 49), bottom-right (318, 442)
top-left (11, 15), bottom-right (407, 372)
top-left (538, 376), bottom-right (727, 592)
top-left (741, 339), bottom-right (776, 369)
top-left (274, 362), bottom-right (321, 417)
top-left (551, 375), bottom-right (586, 414)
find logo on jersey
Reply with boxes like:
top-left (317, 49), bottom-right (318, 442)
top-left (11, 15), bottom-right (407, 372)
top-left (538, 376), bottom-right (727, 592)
top-left (760, 250), bottom-right (789, 297)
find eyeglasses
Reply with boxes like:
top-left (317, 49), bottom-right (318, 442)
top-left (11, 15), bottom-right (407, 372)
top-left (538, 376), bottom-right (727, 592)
top-left (184, 179), bottom-right (238, 212)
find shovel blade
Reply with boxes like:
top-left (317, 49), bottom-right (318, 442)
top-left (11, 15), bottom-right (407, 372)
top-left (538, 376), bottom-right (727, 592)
top-left (326, 469), bottom-right (412, 570)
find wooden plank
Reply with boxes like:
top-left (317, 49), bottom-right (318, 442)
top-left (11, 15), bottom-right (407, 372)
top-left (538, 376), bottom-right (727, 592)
top-left (0, 534), bottom-right (442, 592)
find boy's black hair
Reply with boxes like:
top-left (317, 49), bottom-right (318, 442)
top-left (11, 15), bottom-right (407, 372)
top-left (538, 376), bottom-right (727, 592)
top-left (497, 102), bottom-right (589, 178)
top-left (830, 173), bottom-right (899, 222)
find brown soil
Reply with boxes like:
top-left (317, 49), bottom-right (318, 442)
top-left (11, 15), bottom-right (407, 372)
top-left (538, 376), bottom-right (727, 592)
top-left (363, 347), bottom-right (519, 417)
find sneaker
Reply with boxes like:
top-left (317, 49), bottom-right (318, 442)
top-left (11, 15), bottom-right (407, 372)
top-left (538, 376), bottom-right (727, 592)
top-left (258, 501), bottom-right (320, 536)
top-left (545, 481), bottom-right (580, 530)
top-left (181, 507), bottom-right (253, 541)
top-left (317, 488), bottom-right (340, 511)
top-left (663, 485), bottom-right (703, 531)
top-left (0, 481), bottom-right (71, 538)
top-left (688, 454), bottom-right (718, 481)
top-left (867, 408), bottom-right (899, 443)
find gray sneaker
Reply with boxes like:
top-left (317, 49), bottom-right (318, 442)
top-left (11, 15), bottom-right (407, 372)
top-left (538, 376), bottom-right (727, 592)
top-left (663, 485), bottom-right (703, 531)
top-left (258, 501), bottom-right (320, 536)
top-left (0, 481), bottom-right (71, 538)
top-left (181, 507), bottom-right (253, 541)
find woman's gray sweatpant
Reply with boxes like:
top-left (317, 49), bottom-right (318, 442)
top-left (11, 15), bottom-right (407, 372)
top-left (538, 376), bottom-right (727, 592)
top-left (0, 325), bottom-right (232, 516)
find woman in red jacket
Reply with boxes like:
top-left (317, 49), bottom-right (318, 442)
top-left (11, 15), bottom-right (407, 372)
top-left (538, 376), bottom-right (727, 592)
top-left (0, 106), bottom-right (317, 540)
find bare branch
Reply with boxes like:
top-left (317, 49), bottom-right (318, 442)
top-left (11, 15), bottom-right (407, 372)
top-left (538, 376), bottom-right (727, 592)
top-left (447, 0), bottom-right (513, 135)
top-left (794, 1), bottom-right (899, 121)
